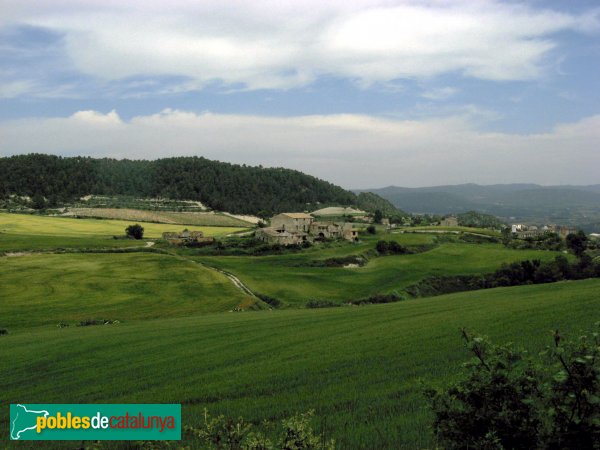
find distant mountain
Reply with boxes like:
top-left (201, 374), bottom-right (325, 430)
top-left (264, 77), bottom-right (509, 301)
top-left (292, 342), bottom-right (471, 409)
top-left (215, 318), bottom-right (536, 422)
top-left (357, 184), bottom-right (600, 232)
top-left (0, 153), bottom-right (401, 217)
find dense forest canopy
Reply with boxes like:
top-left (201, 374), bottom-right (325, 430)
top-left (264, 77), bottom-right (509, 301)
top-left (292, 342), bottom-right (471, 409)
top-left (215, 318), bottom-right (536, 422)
top-left (0, 154), bottom-right (405, 216)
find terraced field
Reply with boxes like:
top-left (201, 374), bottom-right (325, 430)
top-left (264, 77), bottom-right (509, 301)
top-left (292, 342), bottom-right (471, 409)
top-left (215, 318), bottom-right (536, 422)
top-left (0, 212), bottom-right (595, 449)
top-left (0, 212), bottom-right (249, 252)
top-left (198, 241), bottom-right (566, 306)
top-left (65, 208), bottom-right (253, 227)
top-left (0, 252), bottom-right (254, 329)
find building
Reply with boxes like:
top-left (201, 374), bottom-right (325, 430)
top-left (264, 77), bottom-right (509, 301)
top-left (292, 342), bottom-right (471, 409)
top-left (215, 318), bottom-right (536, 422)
top-left (342, 223), bottom-right (359, 241)
top-left (440, 216), bottom-right (458, 227)
top-left (255, 227), bottom-right (308, 245)
top-left (162, 230), bottom-right (214, 245)
top-left (271, 213), bottom-right (314, 232)
top-left (257, 212), bottom-right (359, 245)
top-left (309, 221), bottom-right (343, 239)
top-left (558, 226), bottom-right (578, 239)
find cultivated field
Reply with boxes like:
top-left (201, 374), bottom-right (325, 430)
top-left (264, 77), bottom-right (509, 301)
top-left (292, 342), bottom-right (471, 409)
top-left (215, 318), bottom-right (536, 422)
top-left (0, 252), bottom-right (253, 329)
top-left (1, 280), bottom-right (598, 449)
top-left (198, 240), bottom-right (566, 306)
top-left (0, 212), bottom-right (249, 253)
top-left (0, 212), bottom-right (594, 449)
top-left (64, 207), bottom-right (253, 227)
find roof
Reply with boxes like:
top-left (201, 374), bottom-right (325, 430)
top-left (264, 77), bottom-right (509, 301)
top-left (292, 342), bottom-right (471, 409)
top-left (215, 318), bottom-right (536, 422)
top-left (278, 213), bottom-right (313, 219)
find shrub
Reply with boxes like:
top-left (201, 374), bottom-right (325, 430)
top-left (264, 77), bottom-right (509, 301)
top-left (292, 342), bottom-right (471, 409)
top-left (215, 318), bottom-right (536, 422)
top-left (184, 409), bottom-right (334, 450)
top-left (425, 325), bottom-right (600, 449)
top-left (125, 223), bottom-right (144, 240)
top-left (257, 294), bottom-right (282, 308)
top-left (0, 328), bottom-right (8, 336)
top-left (366, 225), bottom-right (376, 234)
top-left (306, 299), bottom-right (341, 309)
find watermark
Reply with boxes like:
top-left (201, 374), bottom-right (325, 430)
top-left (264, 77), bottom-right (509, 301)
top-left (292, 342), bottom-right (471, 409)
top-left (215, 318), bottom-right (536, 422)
top-left (10, 404), bottom-right (181, 440)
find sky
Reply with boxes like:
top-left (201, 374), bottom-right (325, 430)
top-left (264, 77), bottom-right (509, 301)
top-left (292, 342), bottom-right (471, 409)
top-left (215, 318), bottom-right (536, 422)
top-left (1, 0), bottom-right (599, 189)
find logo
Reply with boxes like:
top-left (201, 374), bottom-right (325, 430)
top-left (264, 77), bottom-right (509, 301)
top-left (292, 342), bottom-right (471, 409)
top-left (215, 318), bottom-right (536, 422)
top-left (9, 404), bottom-right (181, 441)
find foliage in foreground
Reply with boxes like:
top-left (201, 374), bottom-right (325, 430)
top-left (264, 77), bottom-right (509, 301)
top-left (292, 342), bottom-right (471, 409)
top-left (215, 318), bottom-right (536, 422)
top-left (184, 409), bottom-right (335, 450)
top-left (425, 324), bottom-right (600, 449)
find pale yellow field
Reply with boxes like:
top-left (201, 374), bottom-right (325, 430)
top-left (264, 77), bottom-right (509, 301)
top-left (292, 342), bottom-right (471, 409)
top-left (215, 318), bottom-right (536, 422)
top-left (0, 212), bottom-right (249, 238)
top-left (65, 208), bottom-right (252, 227)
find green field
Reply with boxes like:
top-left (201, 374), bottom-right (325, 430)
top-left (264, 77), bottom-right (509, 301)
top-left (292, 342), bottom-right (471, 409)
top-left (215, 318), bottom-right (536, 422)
top-left (2, 280), bottom-right (598, 449)
top-left (198, 242), bottom-right (565, 306)
top-left (0, 212), bottom-right (595, 448)
top-left (0, 253), bottom-right (254, 329)
top-left (0, 212), bottom-right (249, 252)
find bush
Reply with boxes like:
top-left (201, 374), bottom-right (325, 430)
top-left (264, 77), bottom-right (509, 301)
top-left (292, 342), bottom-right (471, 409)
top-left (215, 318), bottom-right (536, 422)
top-left (366, 225), bottom-right (376, 235)
top-left (257, 293), bottom-right (282, 308)
top-left (376, 240), bottom-right (409, 255)
top-left (425, 325), bottom-right (600, 449)
top-left (125, 223), bottom-right (144, 240)
top-left (184, 409), bottom-right (334, 450)
top-left (0, 328), bottom-right (8, 336)
top-left (306, 299), bottom-right (341, 309)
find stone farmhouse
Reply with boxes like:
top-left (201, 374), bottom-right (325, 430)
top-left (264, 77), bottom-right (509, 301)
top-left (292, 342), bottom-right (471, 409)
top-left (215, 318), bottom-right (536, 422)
top-left (440, 216), bottom-right (458, 227)
top-left (256, 213), bottom-right (358, 245)
top-left (511, 224), bottom-right (578, 240)
top-left (162, 229), bottom-right (214, 245)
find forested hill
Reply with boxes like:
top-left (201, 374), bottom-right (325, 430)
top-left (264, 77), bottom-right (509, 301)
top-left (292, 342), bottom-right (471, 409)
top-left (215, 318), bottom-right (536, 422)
top-left (0, 154), bottom-right (403, 216)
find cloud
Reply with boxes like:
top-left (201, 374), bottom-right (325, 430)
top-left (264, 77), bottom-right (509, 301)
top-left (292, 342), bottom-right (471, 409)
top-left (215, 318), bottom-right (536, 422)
top-left (1, 109), bottom-right (598, 188)
top-left (421, 87), bottom-right (458, 101)
top-left (1, 0), bottom-right (598, 93)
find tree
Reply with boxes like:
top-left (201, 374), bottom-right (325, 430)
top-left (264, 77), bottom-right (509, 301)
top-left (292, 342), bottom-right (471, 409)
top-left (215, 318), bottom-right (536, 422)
top-left (31, 194), bottom-right (46, 210)
top-left (366, 225), bottom-right (376, 235)
top-left (125, 224), bottom-right (144, 240)
top-left (425, 325), bottom-right (600, 449)
top-left (566, 231), bottom-right (588, 258)
top-left (373, 209), bottom-right (383, 224)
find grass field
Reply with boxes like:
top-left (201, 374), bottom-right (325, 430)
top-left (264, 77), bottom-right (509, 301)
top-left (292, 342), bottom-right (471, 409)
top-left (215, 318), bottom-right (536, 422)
top-left (65, 208), bottom-right (253, 227)
top-left (0, 212), bottom-right (249, 252)
top-left (198, 242), bottom-right (566, 306)
top-left (0, 253), bottom-right (253, 329)
top-left (1, 279), bottom-right (598, 449)
top-left (0, 213), bottom-right (595, 448)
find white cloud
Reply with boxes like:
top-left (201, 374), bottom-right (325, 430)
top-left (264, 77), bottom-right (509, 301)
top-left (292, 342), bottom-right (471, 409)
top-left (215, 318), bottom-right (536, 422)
top-left (1, 0), bottom-right (597, 91)
top-left (1, 109), bottom-right (598, 188)
top-left (421, 87), bottom-right (458, 101)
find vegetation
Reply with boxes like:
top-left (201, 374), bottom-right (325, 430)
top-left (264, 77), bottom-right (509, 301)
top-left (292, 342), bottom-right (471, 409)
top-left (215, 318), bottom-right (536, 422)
top-left (426, 325), bottom-right (600, 449)
top-left (1, 280), bottom-right (598, 449)
top-left (0, 213), bottom-right (247, 252)
top-left (456, 210), bottom-right (504, 229)
top-left (406, 254), bottom-right (599, 298)
top-left (0, 154), bottom-right (393, 215)
top-left (65, 207), bottom-right (253, 227)
top-left (125, 223), bottom-right (144, 239)
top-left (1, 204), bottom-right (597, 448)
top-left (355, 192), bottom-right (406, 218)
top-left (0, 253), bottom-right (253, 329)
top-left (198, 241), bottom-right (562, 307)
top-left (184, 409), bottom-right (335, 450)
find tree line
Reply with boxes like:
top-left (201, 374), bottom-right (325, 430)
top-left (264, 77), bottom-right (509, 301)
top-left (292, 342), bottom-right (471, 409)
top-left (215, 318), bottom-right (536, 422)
top-left (0, 154), bottom-right (401, 215)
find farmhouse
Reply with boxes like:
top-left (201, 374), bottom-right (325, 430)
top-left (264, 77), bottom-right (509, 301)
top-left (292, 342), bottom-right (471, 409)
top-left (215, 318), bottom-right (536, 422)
top-left (440, 216), bottom-right (458, 227)
top-left (270, 213), bottom-right (314, 232)
top-left (255, 227), bottom-right (308, 245)
top-left (310, 221), bottom-right (343, 239)
top-left (162, 229), bottom-right (214, 245)
top-left (257, 212), bottom-right (359, 245)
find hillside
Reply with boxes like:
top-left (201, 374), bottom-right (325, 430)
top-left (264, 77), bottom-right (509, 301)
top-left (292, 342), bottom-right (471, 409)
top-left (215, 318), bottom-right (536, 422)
top-left (0, 154), bottom-right (395, 216)
top-left (362, 183), bottom-right (600, 231)
top-left (2, 279), bottom-right (598, 448)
